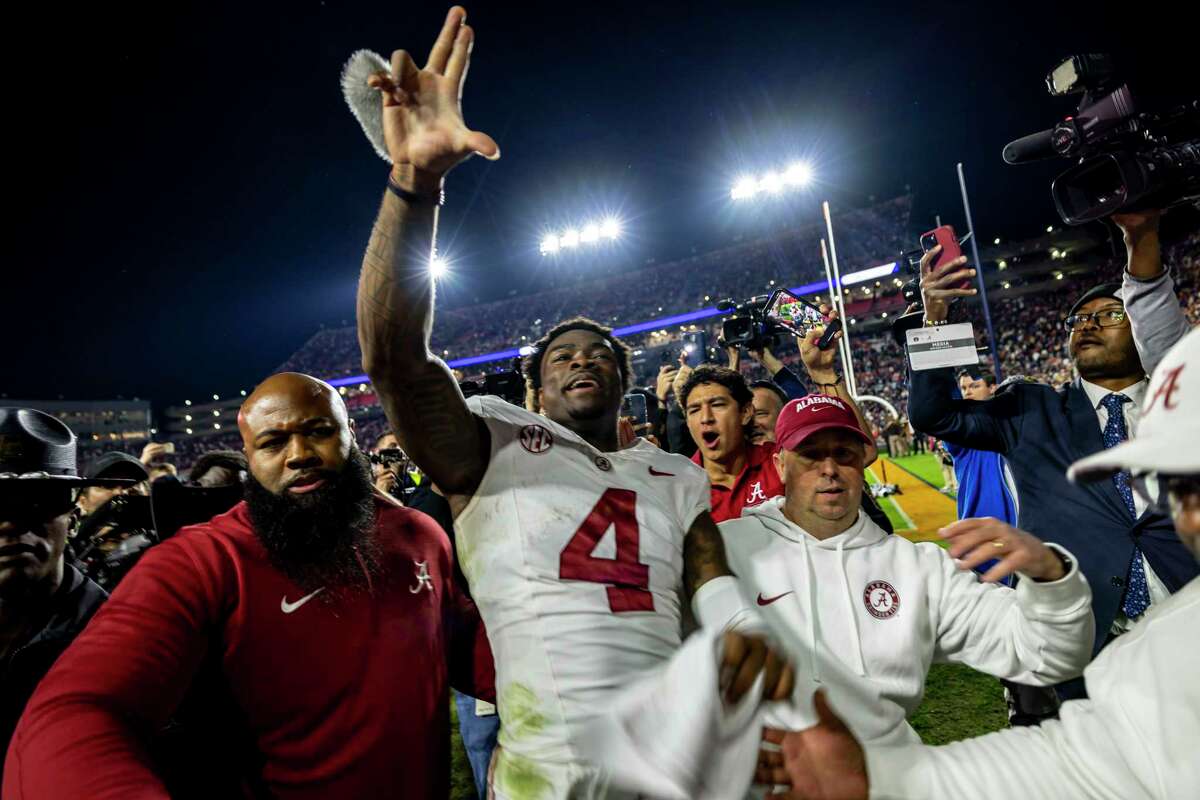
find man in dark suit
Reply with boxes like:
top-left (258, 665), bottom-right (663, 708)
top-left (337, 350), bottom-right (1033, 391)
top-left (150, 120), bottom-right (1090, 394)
top-left (1, 408), bottom-right (112, 776)
top-left (905, 216), bottom-right (1197, 697)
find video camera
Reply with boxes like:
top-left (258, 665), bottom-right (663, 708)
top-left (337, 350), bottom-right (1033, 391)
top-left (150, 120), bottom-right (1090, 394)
top-left (719, 288), bottom-right (839, 351)
top-left (459, 357), bottom-right (526, 407)
top-left (1003, 54), bottom-right (1199, 225)
top-left (717, 295), bottom-right (784, 351)
top-left (368, 447), bottom-right (422, 500)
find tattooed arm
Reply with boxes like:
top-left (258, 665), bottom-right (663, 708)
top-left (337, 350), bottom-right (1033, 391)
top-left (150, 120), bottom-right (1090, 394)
top-left (355, 7), bottom-right (500, 497)
top-left (682, 511), bottom-right (733, 599)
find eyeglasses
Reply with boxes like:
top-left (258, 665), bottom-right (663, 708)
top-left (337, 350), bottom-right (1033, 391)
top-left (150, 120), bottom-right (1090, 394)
top-left (1130, 473), bottom-right (1200, 516)
top-left (0, 484), bottom-right (76, 524)
top-left (1064, 309), bottom-right (1126, 331)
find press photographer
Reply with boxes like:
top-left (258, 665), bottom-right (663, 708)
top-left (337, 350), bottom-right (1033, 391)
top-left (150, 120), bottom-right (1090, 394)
top-left (0, 409), bottom-right (111, 769)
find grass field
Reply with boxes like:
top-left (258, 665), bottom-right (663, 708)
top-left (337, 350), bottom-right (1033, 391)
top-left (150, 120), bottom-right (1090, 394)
top-left (448, 454), bottom-right (1008, 796)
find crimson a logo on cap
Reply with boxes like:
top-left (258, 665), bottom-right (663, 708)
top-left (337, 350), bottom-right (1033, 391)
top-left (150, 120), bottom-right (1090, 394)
top-left (1145, 364), bottom-right (1185, 414)
top-left (519, 424), bottom-right (554, 454)
top-left (863, 580), bottom-right (900, 619)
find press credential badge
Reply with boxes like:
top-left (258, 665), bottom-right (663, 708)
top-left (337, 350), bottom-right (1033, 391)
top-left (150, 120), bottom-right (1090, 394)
top-left (906, 323), bottom-right (980, 370)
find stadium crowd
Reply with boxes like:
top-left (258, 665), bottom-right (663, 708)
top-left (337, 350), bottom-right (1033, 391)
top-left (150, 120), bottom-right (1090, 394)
top-left (3, 8), bottom-right (1198, 800)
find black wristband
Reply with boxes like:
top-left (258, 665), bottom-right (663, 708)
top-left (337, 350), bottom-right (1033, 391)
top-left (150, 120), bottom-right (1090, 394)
top-left (386, 176), bottom-right (444, 207)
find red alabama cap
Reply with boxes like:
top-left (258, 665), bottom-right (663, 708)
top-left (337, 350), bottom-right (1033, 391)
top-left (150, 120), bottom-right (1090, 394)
top-left (775, 394), bottom-right (873, 451)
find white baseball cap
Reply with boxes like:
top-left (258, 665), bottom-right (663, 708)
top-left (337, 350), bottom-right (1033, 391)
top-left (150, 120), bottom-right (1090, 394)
top-left (1069, 327), bottom-right (1200, 482)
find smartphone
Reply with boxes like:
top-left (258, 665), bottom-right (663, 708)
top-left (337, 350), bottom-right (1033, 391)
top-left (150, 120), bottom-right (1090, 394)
top-left (764, 289), bottom-right (826, 338)
top-left (681, 331), bottom-right (707, 366)
top-left (161, 442), bottom-right (176, 455)
top-left (621, 393), bottom-right (649, 427)
top-left (920, 225), bottom-right (970, 290)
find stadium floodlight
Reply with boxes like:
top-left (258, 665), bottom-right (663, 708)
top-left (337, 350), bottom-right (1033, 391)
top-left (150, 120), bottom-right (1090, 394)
top-left (783, 161), bottom-right (813, 186)
top-left (731, 160), bottom-right (815, 201)
top-left (430, 255), bottom-right (448, 278)
top-left (541, 217), bottom-right (622, 256)
top-left (185, 428), bottom-right (193, 435)
top-left (730, 176), bottom-right (758, 200)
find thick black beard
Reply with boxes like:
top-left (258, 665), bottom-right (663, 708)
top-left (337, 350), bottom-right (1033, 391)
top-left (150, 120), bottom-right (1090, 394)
top-left (243, 448), bottom-right (380, 595)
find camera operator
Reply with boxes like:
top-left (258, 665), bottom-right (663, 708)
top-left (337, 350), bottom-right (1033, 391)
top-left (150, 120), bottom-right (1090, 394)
top-left (777, 329), bottom-right (1200, 800)
top-left (74, 451), bottom-right (148, 516)
top-left (907, 215), bottom-right (1199, 698)
top-left (187, 449), bottom-right (248, 487)
top-left (370, 431), bottom-right (405, 497)
top-left (0, 409), bottom-right (111, 772)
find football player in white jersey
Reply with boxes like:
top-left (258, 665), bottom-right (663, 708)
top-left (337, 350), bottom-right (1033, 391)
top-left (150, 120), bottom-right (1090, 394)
top-left (353, 7), bottom-right (794, 797)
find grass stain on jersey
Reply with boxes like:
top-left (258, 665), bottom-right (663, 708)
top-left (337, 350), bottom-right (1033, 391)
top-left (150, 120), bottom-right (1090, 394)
top-left (500, 683), bottom-right (548, 740)
top-left (455, 533), bottom-right (477, 583)
top-left (494, 750), bottom-right (551, 800)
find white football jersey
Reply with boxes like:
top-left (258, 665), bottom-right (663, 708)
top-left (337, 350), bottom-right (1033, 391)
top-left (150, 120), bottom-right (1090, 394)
top-left (459, 395), bottom-right (710, 787)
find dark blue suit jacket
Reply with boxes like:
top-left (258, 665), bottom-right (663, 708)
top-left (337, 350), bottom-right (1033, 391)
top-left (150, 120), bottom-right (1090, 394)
top-left (908, 366), bottom-right (1198, 655)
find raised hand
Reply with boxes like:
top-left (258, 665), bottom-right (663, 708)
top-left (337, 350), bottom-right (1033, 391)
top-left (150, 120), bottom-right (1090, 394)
top-left (800, 304), bottom-right (841, 383)
top-left (671, 354), bottom-right (694, 405)
top-left (368, 6), bottom-right (499, 186)
top-left (919, 245), bottom-right (976, 324)
top-left (656, 364), bottom-right (678, 403)
top-left (941, 517), bottom-right (1066, 583)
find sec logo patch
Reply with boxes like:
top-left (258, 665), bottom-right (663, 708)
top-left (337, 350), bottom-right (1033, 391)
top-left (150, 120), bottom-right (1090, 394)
top-left (520, 424), bottom-right (554, 454)
top-left (863, 580), bottom-right (900, 619)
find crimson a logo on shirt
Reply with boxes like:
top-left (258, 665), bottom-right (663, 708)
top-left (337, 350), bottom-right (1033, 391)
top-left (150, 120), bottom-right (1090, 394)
top-left (863, 580), bottom-right (900, 619)
top-left (520, 424), bottom-right (554, 454)
top-left (745, 481), bottom-right (769, 506)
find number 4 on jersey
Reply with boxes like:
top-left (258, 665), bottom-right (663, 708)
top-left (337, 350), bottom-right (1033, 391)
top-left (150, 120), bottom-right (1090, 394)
top-left (559, 488), bottom-right (654, 612)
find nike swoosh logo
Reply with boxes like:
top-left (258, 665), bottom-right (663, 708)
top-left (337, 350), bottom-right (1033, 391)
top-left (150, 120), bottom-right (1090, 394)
top-left (648, 467), bottom-right (676, 477)
top-left (281, 587), bottom-right (325, 614)
top-left (757, 591), bottom-right (794, 606)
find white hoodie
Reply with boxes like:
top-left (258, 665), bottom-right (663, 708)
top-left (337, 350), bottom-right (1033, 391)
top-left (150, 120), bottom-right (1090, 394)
top-left (714, 497), bottom-right (1095, 746)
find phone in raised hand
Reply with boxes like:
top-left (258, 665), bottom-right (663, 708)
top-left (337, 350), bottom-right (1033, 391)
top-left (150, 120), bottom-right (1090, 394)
top-left (920, 225), bottom-right (971, 290)
top-left (621, 393), bottom-right (649, 427)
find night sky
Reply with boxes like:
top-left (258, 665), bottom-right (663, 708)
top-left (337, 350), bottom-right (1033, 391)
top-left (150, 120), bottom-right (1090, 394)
top-left (8, 1), bottom-right (1193, 404)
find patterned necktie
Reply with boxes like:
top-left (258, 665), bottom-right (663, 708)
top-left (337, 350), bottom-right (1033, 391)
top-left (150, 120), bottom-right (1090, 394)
top-left (1100, 392), bottom-right (1150, 618)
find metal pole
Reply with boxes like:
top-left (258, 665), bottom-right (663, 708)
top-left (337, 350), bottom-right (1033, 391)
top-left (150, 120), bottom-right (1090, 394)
top-left (956, 162), bottom-right (1003, 384)
top-left (822, 201), bottom-right (859, 397)
top-left (820, 238), bottom-right (853, 386)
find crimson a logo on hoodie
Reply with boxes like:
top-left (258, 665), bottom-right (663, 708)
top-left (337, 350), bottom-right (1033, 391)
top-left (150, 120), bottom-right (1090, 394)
top-left (863, 580), bottom-right (900, 619)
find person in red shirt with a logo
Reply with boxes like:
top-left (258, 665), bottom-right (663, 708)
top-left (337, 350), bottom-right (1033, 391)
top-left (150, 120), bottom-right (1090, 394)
top-left (680, 319), bottom-right (881, 524)
top-left (5, 372), bottom-right (493, 800)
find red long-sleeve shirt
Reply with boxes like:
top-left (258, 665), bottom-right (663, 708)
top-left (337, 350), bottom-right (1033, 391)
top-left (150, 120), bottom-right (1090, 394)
top-left (3, 497), bottom-right (493, 800)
